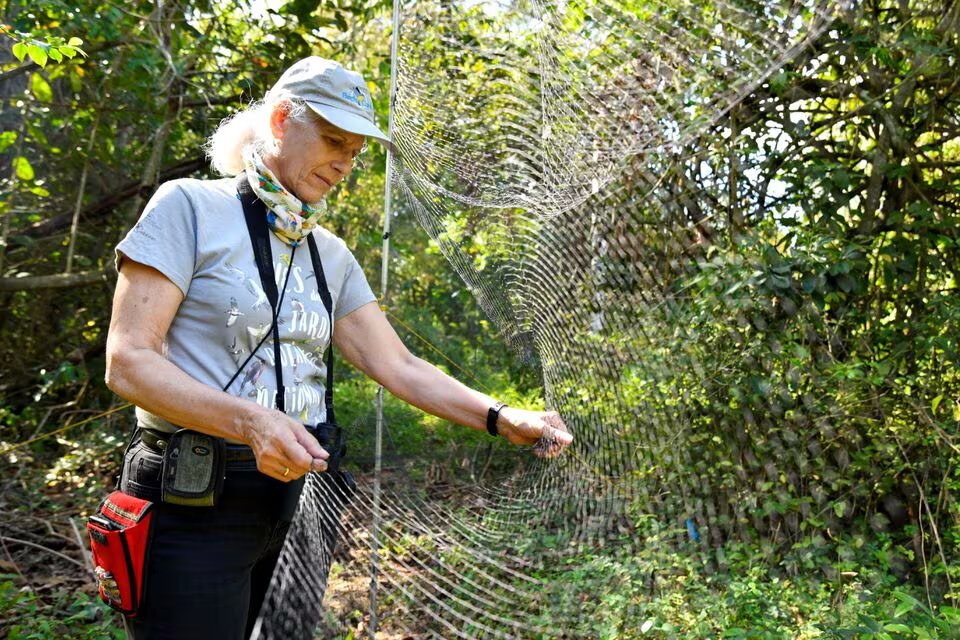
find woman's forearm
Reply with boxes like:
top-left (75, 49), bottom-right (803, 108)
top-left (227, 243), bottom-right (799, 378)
top-left (379, 354), bottom-right (571, 455)
top-left (333, 302), bottom-right (571, 455)
top-left (105, 345), bottom-right (263, 441)
top-left (379, 354), bottom-right (496, 432)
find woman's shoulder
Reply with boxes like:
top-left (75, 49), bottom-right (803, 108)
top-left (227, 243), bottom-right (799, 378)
top-left (309, 225), bottom-right (351, 254)
top-left (155, 176), bottom-right (237, 204)
top-left (141, 177), bottom-right (241, 229)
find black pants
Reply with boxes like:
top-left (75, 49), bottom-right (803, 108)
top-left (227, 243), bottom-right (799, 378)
top-left (119, 437), bottom-right (344, 640)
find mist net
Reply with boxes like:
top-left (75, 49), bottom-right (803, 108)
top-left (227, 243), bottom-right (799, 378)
top-left (254, 0), bottom-right (866, 637)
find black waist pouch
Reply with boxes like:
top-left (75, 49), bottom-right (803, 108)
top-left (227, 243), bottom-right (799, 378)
top-left (160, 430), bottom-right (226, 507)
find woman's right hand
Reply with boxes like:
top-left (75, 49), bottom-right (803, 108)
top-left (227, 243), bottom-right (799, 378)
top-left (241, 408), bottom-right (330, 482)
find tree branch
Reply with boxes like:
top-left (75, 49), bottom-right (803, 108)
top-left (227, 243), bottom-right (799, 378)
top-left (0, 267), bottom-right (113, 291)
top-left (180, 93), bottom-right (246, 108)
top-left (21, 155), bottom-right (208, 239)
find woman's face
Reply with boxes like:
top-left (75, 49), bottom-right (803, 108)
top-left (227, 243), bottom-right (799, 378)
top-left (265, 102), bottom-right (366, 203)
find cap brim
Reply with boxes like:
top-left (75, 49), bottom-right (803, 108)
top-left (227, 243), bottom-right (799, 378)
top-left (306, 101), bottom-right (391, 145)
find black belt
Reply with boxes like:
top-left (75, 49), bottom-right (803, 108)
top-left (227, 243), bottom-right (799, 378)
top-left (140, 424), bottom-right (344, 465)
top-left (140, 429), bottom-right (255, 462)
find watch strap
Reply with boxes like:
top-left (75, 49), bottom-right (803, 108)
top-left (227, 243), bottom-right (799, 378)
top-left (486, 402), bottom-right (507, 437)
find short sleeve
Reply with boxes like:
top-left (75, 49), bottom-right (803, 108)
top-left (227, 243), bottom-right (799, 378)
top-left (336, 253), bottom-right (377, 320)
top-left (115, 181), bottom-right (198, 297)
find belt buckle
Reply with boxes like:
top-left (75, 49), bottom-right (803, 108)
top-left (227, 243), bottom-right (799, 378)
top-left (141, 429), bottom-right (169, 453)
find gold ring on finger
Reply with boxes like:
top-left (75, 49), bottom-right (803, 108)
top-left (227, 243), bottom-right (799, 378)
top-left (283, 467), bottom-right (290, 477)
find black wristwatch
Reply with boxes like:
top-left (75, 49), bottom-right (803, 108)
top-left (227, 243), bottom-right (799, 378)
top-left (487, 401), bottom-right (507, 437)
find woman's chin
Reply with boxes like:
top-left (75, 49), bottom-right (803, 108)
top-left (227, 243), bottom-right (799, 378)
top-left (294, 185), bottom-right (328, 204)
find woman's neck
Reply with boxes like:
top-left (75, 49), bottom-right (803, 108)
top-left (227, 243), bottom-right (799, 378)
top-left (261, 152), bottom-right (282, 181)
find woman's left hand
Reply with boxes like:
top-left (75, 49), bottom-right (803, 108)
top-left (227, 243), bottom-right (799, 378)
top-left (496, 408), bottom-right (573, 458)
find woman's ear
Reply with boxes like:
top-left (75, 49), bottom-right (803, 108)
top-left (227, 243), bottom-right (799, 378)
top-left (269, 100), bottom-right (291, 142)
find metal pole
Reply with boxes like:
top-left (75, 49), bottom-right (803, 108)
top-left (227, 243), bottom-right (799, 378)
top-left (371, 1), bottom-right (402, 636)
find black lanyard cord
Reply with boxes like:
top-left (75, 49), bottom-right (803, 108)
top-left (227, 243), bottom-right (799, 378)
top-left (234, 173), bottom-right (337, 423)
top-left (221, 243), bottom-right (297, 397)
top-left (306, 235), bottom-right (336, 425)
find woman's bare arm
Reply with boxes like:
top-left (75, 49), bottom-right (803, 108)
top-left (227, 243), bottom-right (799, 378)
top-left (334, 301), bottom-right (572, 456)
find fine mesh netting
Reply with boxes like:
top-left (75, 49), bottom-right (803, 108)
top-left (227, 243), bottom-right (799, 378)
top-left (249, 0), bottom-right (927, 636)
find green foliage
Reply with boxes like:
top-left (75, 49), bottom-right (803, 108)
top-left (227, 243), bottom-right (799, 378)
top-left (372, 0), bottom-right (959, 634)
top-left (7, 34), bottom-right (85, 68)
top-left (0, 578), bottom-right (123, 639)
top-left (0, 0), bottom-right (958, 636)
top-left (516, 529), bottom-right (959, 638)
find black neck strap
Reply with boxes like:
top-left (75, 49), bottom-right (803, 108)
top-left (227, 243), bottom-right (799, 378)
top-left (307, 233), bottom-right (336, 424)
top-left (236, 175), bottom-right (336, 423)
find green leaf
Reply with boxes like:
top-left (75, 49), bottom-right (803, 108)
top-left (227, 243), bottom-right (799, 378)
top-left (932, 395), bottom-right (943, 414)
top-left (894, 594), bottom-right (919, 618)
top-left (59, 46), bottom-right (77, 59)
top-left (12, 156), bottom-right (35, 181)
top-left (10, 234), bottom-right (36, 249)
top-left (883, 624), bottom-right (912, 633)
top-left (0, 131), bottom-right (17, 154)
top-left (67, 37), bottom-right (83, 47)
top-left (836, 273), bottom-right (856, 293)
top-left (30, 73), bottom-right (53, 103)
top-left (872, 46), bottom-right (895, 67)
top-left (832, 168), bottom-right (850, 189)
top-left (769, 71), bottom-right (788, 94)
top-left (12, 41), bottom-right (27, 62)
top-left (941, 607), bottom-right (960, 623)
top-left (48, 47), bottom-right (63, 63)
top-left (26, 43), bottom-right (48, 67)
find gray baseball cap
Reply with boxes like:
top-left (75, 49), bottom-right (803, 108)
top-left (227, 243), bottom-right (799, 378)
top-left (269, 57), bottom-right (389, 144)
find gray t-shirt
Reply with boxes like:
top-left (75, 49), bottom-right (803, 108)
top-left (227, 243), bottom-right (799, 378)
top-left (116, 177), bottom-right (376, 433)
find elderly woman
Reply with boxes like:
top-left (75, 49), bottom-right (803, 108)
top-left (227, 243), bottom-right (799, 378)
top-left (101, 57), bottom-right (571, 639)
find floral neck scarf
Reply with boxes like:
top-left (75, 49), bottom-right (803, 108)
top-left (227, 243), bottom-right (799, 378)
top-left (242, 148), bottom-right (326, 246)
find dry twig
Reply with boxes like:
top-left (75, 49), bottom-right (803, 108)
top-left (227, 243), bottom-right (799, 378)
top-left (0, 536), bottom-right (87, 569)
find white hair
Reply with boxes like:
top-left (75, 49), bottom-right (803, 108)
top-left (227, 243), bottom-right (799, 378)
top-left (205, 92), bottom-right (312, 176)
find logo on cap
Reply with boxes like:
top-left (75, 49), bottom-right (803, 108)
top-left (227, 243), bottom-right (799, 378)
top-left (341, 86), bottom-right (372, 111)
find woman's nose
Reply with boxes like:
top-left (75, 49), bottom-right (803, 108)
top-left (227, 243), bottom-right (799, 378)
top-left (330, 156), bottom-right (351, 176)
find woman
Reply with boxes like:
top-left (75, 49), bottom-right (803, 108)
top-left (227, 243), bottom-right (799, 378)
top-left (103, 57), bottom-right (572, 639)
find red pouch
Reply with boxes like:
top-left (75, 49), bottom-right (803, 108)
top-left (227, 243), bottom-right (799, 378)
top-left (86, 491), bottom-right (154, 616)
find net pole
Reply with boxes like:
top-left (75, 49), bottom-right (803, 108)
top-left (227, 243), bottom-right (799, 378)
top-left (370, 0), bottom-right (402, 636)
